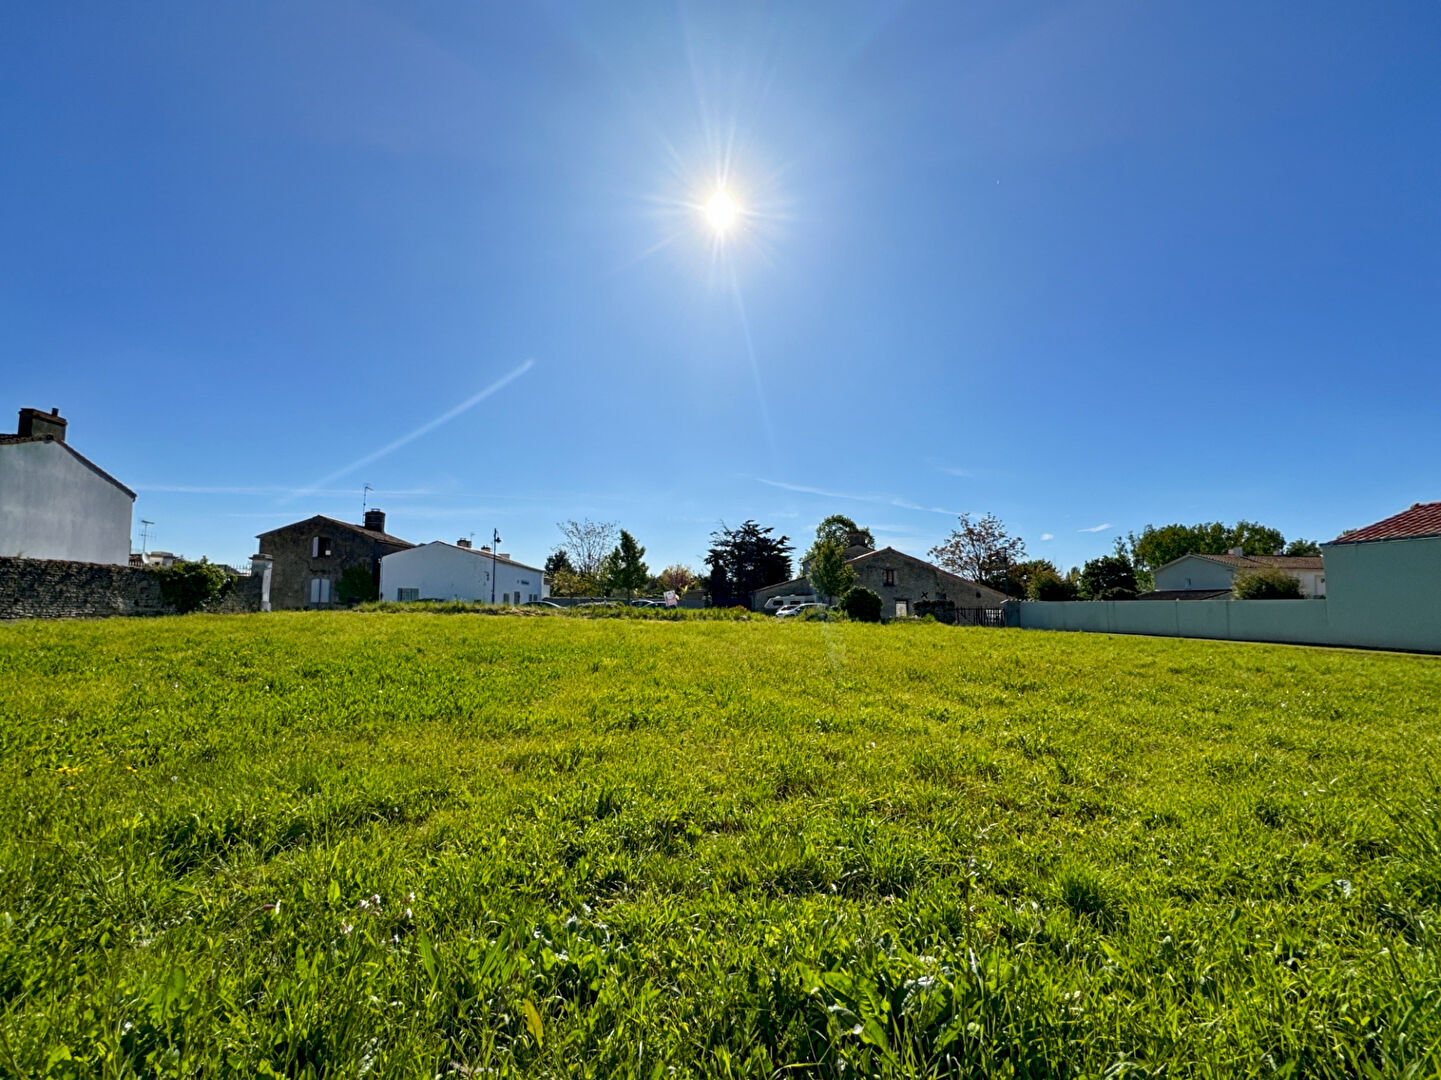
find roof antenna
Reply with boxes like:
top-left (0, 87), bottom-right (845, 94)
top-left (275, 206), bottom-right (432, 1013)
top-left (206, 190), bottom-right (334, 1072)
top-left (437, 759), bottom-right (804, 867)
top-left (140, 519), bottom-right (154, 555)
top-left (362, 483), bottom-right (373, 514)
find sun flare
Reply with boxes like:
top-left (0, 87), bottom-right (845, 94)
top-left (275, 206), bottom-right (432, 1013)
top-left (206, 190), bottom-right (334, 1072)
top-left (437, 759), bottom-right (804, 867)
top-left (704, 190), bottom-right (739, 232)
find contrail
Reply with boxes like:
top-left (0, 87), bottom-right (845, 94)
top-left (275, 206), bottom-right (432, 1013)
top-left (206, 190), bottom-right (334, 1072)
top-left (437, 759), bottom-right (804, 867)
top-left (284, 359), bottom-right (535, 504)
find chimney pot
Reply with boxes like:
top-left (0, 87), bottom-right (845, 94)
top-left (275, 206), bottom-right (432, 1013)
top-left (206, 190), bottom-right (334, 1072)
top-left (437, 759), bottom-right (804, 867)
top-left (363, 509), bottom-right (387, 533)
top-left (457, 538), bottom-right (472, 548)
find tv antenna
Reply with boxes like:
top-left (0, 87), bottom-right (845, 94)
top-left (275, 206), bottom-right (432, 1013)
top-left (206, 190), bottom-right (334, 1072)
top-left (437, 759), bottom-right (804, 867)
top-left (140, 519), bottom-right (155, 554)
top-left (362, 483), bottom-right (374, 513)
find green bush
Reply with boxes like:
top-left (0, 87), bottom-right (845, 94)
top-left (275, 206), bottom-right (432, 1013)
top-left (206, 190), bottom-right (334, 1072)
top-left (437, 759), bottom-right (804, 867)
top-left (839, 586), bottom-right (882, 622)
top-left (152, 559), bottom-right (233, 614)
top-left (335, 565), bottom-right (379, 605)
top-left (1029, 574), bottom-right (1080, 601)
top-left (1233, 567), bottom-right (1305, 599)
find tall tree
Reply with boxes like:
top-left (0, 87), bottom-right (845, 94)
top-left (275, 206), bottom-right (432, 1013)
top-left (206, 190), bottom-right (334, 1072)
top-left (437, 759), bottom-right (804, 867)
top-left (808, 536), bottom-right (855, 602)
top-left (544, 549), bottom-right (575, 578)
top-left (658, 564), bottom-right (698, 593)
top-left (554, 520), bottom-right (619, 580)
top-left (1283, 538), bottom-right (1322, 556)
top-left (1126, 520), bottom-right (1287, 573)
top-left (1078, 552), bottom-right (1138, 600)
top-left (606, 530), bottom-right (649, 600)
top-left (706, 521), bottom-right (794, 608)
top-left (806, 514), bottom-right (874, 560)
top-left (928, 512), bottom-right (1027, 591)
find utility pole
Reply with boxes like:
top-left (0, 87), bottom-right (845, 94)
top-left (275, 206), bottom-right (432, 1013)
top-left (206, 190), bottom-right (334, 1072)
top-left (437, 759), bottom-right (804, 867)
top-left (490, 528), bottom-right (501, 605)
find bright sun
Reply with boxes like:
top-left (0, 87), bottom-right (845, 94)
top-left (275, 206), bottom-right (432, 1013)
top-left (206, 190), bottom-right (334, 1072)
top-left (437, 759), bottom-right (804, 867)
top-left (705, 190), bottom-right (739, 232)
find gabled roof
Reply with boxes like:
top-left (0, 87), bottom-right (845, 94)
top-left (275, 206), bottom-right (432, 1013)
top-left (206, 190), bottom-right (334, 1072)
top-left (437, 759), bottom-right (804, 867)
top-left (256, 514), bottom-right (414, 548)
top-left (848, 546), bottom-right (1008, 596)
top-left (1137, 588), bottom-right (1233, 601)
top-left (1175, 552), bottom-right (1324, 571)
top-left (0, 433), bottom-right (136, 499)
top-left (402, 540), bottom-right (544, 575)
top-left (1329, 502), bottom-right (1441, 544)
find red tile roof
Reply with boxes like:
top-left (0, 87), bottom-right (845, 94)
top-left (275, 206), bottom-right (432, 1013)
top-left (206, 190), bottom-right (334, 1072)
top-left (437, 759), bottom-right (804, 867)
top-left (1332, 502), bottom-right (1441, 543)
top-left (1186, 553), bottom-right (1324, 571)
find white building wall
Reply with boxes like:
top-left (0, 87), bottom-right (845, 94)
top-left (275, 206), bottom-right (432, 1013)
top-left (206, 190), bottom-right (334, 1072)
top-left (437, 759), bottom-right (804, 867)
top-left (0, 441), bottom-right (133, 565)
top-left (380, 543), bottom-right (548, 604)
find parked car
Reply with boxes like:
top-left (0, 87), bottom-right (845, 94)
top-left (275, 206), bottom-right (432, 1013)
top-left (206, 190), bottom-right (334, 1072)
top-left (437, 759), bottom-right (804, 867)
top-left (526, 600), bottom-right (564, 609)
top-left (775, 602), bottom-right (829, 618)
top-left (629, 598), bottom-right (663, 607)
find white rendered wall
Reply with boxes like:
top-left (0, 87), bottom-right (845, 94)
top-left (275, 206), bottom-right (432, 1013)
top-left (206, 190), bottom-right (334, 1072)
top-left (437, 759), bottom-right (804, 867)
top-left (380, 543), bottom-right (547, 603)
top-left (0, 441), bottom-right (133, 565)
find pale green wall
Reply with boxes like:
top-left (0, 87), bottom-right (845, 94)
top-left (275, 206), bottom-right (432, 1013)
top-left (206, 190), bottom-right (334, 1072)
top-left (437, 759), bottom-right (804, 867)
top-left (1153, 555), bottom-right (1235, 592)
top-left (1322, 536), bottom-right (1441, 652)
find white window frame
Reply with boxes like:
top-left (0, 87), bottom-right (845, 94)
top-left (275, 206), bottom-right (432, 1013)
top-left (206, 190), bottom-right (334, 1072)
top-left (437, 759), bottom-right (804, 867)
top-left (309, 577), bottom-right (331, 604)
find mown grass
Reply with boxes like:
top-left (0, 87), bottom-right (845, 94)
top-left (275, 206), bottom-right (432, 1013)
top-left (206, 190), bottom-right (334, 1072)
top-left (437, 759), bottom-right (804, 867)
top-left (2, 613), bottom-right (1440, 1078)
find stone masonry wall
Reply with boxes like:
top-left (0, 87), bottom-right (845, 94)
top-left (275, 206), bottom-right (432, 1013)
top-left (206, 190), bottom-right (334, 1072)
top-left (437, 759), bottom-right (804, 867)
top-left (0, 556), bottom-right (266, 620)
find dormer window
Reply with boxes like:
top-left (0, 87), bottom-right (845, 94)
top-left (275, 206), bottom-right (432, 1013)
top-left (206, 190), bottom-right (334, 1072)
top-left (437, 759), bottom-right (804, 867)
top-left (312, 536), bottom-right (333, 558)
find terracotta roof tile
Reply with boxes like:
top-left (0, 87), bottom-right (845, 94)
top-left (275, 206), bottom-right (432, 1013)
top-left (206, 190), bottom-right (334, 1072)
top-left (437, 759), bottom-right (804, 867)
top-left (1332, 502), bottom-right (1441, 543)
top-left (1187, 553), bottom-right (1325, 571)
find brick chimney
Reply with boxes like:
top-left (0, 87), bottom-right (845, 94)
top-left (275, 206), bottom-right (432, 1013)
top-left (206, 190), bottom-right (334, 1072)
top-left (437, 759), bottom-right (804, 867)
top-left (18, 407), bottom-right (66, 443)
top-left (457, 537), bottom-right (472, 548)
top-left (363, 509), bottom-right (387, 533)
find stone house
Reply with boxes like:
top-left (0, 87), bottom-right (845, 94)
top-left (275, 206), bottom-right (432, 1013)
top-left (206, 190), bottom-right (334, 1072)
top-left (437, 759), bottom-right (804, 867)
top-left (752, 542), bottom-right (1006, 618)
top-left (0, 406), bottom-right (135, 566)
top-left (256, 510), bottom-right (413, 610)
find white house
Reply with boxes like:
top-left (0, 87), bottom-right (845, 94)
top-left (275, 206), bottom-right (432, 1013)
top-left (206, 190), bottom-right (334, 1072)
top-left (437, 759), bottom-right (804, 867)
top-left (1150, 551), bottom-right (1326, 599)
top-left (379, 540), bottom-right (549, 605)
top-left (0, 407), bottom-right (135, 566)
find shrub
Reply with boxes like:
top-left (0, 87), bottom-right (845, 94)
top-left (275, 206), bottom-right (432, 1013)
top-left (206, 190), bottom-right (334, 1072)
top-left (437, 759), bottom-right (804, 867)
top-left (1233, 567), bottom-right (1305, 600)
top-left (839, 586), bottom-right (882, 622)
top-left (336, 565), bottom-right (379, 605)
top-left (152, 559), bottom-right (233, 614)
top-left (1029, 573), bottom-right (1080, 601)
top-left (1079, 554), bottom-right (1137, 600)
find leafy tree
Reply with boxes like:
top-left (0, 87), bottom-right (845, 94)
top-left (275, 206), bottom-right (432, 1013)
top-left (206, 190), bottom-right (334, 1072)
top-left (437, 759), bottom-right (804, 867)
top-left (658, 565), bottom-right (698, 593)
top-left (335, 565), bottom-right (379, 605)
top-left (553, 520), bottom-right (619, 581)
top-left (545, 549), bottom-right (575, 578)
top-left (1233, 568), bottom-right (1304, 599)
top-left (1026, 563), bottom-right (1079, 601)
top-left (152, 558), bottom-right (234, 614)
top-left (808, 537), bottom-right (855, 602)
top-left (1078, 553), bottom-right (1138, 600)
top-left (1009, 558), bottom-right (1060, 599)
top-left (806, 515), bottom-right (874, 562)
top-left (1126, 520), bottom-right (1287, 573)
top-left (605, 530), bottom-right (650, 600)
top-left (839, 586), bottom-right (882, 622)
top-left (1283, 538), bottom-right (1322, 556)
top-left (706, 520), bottom-right (794, 608)
top-left (928, 512), bottom-right (1027, 591)
top-left (549, 568), bottom-right (591, 598)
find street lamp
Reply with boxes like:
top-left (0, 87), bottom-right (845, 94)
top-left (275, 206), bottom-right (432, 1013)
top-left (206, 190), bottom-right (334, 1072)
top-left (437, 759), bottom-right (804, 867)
top-left (490, 528), bottom-right (501, 605)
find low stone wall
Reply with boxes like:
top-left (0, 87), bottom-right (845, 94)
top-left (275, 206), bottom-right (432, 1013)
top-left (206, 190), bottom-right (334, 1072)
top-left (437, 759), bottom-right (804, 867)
top-left (0, 556), bottom-right (267, 620)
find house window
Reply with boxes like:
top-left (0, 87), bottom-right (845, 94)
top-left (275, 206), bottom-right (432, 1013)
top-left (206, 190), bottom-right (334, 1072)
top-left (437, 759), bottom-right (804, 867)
top-left (883, 569), bottom-right (896, 587)
top-left (312, 536), bottom-right (333, 558)
top-left (397, 587), bottom-right (419, 603)
top-left (309, 577), bottom-right (331, 604)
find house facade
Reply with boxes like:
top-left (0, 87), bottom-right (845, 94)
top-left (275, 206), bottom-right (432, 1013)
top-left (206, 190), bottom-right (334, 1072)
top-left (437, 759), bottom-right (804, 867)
top-left (751, 544), bottom-right (1005, 618)
top-left (1150, 552), bottom-right (1326, 599)
top-left (0, 407), bottom-right (134, 565)
top-left (379, 540), bottom-right (548, 604)
top-left (1322, 501), bottom-right (1441, 652)
top-left (257, 510), bottom-right (413, 610)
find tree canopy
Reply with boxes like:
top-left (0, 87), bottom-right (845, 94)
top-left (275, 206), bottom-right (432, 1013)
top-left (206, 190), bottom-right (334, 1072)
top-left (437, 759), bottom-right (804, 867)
top-left (1125, 520), bottom-right (1287, 572)
top-left (928, 513), bottom-right (1027, 591)
top-left (605, 530), bottom-right (649, 600)
top-left (706, 521), bottom-right (794, 608)
top-left (1079, 552), bottom-right (1138, 600)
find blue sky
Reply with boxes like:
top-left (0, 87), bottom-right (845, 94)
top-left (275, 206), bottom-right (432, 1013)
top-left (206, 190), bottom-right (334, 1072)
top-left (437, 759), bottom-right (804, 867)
top-left (4, 2), bottom-right (1439, 574)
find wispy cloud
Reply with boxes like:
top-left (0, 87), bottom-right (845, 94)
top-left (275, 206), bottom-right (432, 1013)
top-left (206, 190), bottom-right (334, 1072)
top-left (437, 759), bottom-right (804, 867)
top-left (933, 464), bottom-right (974, 478)
top-left (284, 359), bottom-right (535, 503)
top-left (1040, 533), bottom-right (1054, 541)
top-left (1079, 522), bottom-right (1114, 533)
top-left (757, 478), bottom-right (962, 517)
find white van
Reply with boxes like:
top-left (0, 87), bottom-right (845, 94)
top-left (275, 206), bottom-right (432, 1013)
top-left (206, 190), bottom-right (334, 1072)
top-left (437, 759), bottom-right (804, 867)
top-left (764, 594), bottom-right (818, 613)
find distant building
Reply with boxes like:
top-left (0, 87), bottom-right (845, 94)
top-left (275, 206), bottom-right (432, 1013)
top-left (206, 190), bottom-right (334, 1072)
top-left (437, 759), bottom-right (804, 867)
top-left (0, 406), bottom-right (135, 565)
top-left (752, 537), bottom-right (1006, 617)
top-left (139, 550), bottom-right (180, 568)
top-left (380, 540), bottom-right (549, 605)
top-left (1149, 551), bottom-right (1326, 599)
top-left (257, 510), bottom-right (413, 610)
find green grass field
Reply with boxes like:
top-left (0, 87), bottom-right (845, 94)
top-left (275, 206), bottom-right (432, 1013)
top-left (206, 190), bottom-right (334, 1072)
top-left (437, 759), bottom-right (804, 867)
top-left (3, 612), bottom-right (1441, 1078)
